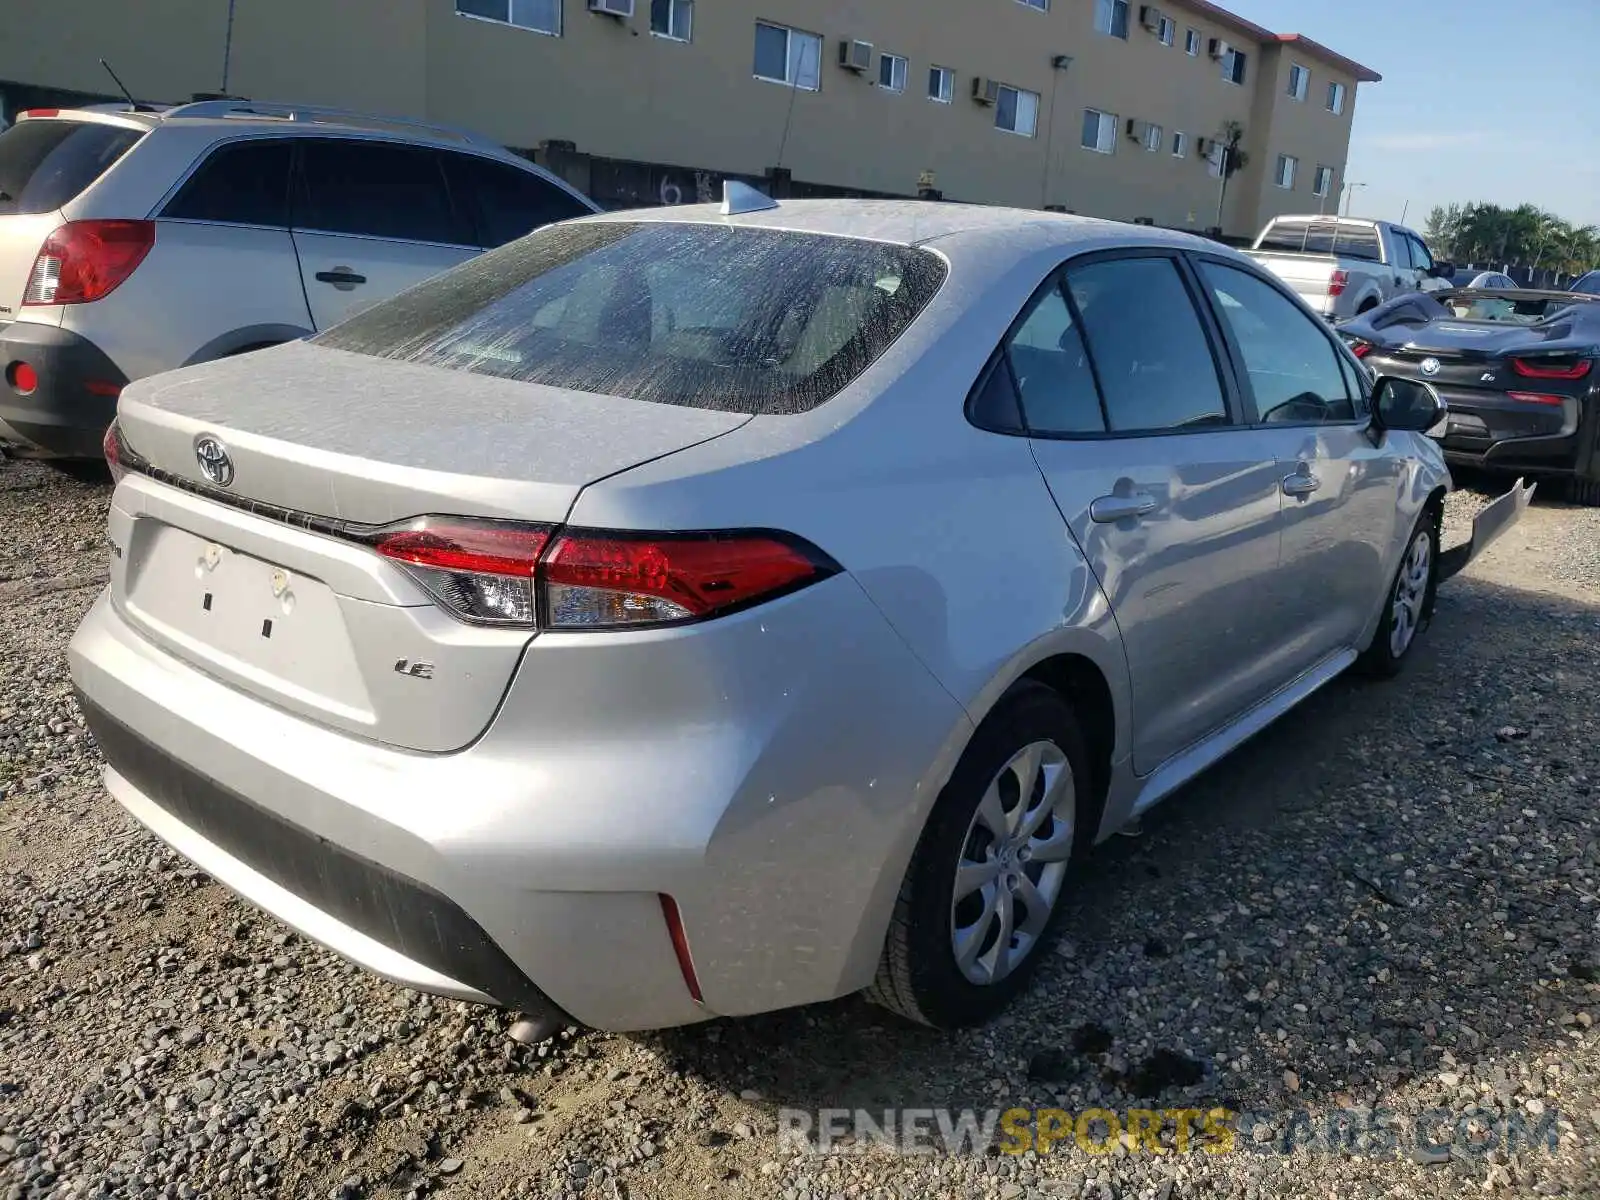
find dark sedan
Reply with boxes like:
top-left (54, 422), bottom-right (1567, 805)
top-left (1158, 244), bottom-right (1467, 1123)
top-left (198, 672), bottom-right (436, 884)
top-left (1340, 288), bottom-right (1600, 504)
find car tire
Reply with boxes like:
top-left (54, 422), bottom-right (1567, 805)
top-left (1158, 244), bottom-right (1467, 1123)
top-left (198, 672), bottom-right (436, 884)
top-left (1563, 476), bottom-right (1600, 507)
top-left (866, 682), bottom-right (1092, 1029)
top-left (1358, 509), bottom-right (1439, 678)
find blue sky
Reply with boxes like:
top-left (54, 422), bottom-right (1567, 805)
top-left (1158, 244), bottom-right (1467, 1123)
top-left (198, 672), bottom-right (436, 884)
top-left (1223, 0), bottom-right (1600, 231)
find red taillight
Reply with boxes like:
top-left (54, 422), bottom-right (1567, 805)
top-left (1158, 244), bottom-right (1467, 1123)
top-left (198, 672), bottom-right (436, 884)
top-left (18, 109), bottom-right (60, 119)
top-left (103, 420), bottom-right (128, 484)
top-left (1510, 356), bottom-right (1591, 380)
top-left (83, 379), bottom-right (123, 397)
top-left (1349, 341), bottom-right (1373, 359)
top-left (369, 517), bottom-right (839, 629)
top-left (23, 220), bottom-right (155, 306)
top-left (1328, 269), bottom-right (1349, 298)
top-left (6, 361), bottom-right (38, 394)
top-left (540, 529), bottom-right (837, 629)
top-left (659, 895), bottom-right (703, 1004)
top-left (372, 518), bottom-right (553, 625)
top-left (1507, 391), bottom-right (1567, 407)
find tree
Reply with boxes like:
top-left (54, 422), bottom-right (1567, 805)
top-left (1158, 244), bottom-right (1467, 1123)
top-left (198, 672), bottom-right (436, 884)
top-left (1424, 204), bottom-right (1465, 258)
top-left (1213, 120), bottom-right (1250, 229)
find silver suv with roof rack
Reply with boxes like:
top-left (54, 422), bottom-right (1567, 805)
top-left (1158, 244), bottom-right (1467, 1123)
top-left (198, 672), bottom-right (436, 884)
top-left (0, 99), bottom-right (598, 459)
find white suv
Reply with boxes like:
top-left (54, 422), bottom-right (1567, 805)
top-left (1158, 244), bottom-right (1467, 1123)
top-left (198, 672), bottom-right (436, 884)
top-left (0, 100), bottom-right (598, 458)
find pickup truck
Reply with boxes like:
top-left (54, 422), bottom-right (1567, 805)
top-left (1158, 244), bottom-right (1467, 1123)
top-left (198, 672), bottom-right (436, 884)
top-left (1244, 216), bottom-right (1454, 322)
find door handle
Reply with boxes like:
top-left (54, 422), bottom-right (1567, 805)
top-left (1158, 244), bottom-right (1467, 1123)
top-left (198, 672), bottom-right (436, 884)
top-left (1282, 469), bottom-right (1322, 497)
top-left (314, 268), bottom-right (367, 290)
top-left (1089, 492), bottom-right (1158, 523)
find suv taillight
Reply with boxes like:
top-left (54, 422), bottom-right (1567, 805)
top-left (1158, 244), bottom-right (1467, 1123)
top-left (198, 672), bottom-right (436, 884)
top-left (1328, 269), bottom-right (1350, 297)
top-left (23, 220), bottom-right (155, 306)
top-left (370, 517), bottom-right (840, 630)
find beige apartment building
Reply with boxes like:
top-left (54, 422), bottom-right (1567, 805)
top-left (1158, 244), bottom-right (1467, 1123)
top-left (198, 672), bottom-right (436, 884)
top-left (0, 0), bottom-right (1378, 237)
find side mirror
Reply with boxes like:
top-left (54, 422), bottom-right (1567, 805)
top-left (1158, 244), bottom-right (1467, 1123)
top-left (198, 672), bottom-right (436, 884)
top-left (1372, 375), bottom-right (1446, 432)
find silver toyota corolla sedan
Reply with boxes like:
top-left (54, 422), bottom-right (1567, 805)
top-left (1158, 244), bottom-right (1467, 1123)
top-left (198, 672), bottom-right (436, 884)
top-left (69, 192), bottom-right (1530, 1034)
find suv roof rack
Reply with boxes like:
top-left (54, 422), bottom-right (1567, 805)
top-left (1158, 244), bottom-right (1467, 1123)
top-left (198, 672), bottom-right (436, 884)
top-left (159, 99), bottom-right (495, 148)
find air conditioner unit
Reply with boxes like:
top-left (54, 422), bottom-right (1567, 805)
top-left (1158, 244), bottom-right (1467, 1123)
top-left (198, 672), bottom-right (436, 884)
top-left (971, 76), bottom-right (1000, 105)
top-left (1196, 137), bottom-right (1216, 156)
top-left (1133, 216), bottom-right (1156, 226)
top-left (587, 0), bottom-right (633, 16)
top-left (1208, 37), bottom-right (1229, 59)
top-left (1125, 118), bottom-right (1149, 141)
top-left (1138, 5), bottom-right (1162, 31)
top-left (838, 39), bottom-right (873, 72)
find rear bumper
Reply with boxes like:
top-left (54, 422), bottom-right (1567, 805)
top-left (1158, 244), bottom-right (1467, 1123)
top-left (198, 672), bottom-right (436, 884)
top-left (69, 566), bottom-right (966, 1029)
top-left (79, 691), bottom-right (570, 1022)
top-left (1432, 387), bottom-right (1596, 478)
top-left (0, 320), bottom-right (125, 457)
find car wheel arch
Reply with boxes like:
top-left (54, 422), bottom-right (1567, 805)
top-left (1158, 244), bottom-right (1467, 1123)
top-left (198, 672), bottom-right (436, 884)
top-left (1018, 653), bottom-right (1115, 848)
top-left (181, 324), bottom-right (312, 368)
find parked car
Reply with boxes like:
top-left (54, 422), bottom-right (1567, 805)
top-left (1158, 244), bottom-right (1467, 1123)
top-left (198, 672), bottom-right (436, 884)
top-left (1245, 215), bottom-right (1453, 322)
top-left (1341, 287), bottom-right (1600, 504)
top-left (69, 196), bottom-right (1528, 1033)
top-left (1467, 271), bottom-right (1518, 290)
top-left (0, 100), bottom-right (598, 459)
top-left (1572, 270), bottom-right (1600, 296)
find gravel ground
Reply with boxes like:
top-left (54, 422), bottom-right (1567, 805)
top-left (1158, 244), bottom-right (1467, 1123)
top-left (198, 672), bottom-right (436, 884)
top-left (4, 458), bottom-right (1600, 1200)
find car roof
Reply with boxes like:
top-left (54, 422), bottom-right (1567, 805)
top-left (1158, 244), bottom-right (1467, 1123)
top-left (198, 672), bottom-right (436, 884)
top-left (22, 101), bottom-right (509, 158)
top-left (581, 197), bottom-right (1222, 254)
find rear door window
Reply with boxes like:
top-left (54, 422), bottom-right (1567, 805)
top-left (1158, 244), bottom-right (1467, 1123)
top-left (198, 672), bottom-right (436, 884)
top-left (0, 119), bottom-right (143, 215)
top-left (1064, 256), bottom-right (1230, 432)
top-left (313, 221), bottom-right (947, 414)
top-left (161, 139), bottom-right (292, 227)
top-left (295, 139), bottom-right (470, 245)
top-left (1003, 282), bottom-right (1104, 434)
top-left (441, 153), bottom-right (592, 248)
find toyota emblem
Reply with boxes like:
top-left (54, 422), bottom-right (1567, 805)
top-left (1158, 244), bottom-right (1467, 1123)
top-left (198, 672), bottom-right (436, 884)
top-left (194, 435), bottom-right (234, 487)
top-left (1419, 357), bottom-right (1442, 377)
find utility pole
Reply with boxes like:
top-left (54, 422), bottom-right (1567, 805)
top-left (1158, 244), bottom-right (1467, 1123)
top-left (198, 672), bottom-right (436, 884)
top-left (1342, 181), bottom-right (1366, 217)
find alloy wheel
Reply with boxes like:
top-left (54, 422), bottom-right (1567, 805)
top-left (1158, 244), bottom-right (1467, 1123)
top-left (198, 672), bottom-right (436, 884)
top-left (1389, 528), bottom-right (1432, 659)
top-left (949, 740), bottom-right (1076, 985)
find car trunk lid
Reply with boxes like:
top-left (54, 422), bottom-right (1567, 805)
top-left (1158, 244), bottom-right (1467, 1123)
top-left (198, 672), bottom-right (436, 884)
top-left (110, 341), bottom-right (751, 751)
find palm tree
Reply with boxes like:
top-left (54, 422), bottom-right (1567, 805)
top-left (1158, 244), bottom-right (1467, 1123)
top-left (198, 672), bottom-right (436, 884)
top-left (1212, 120), bottom-right (1250, 229)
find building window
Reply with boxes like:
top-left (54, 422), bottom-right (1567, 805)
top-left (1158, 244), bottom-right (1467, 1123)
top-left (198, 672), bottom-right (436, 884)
top-left (456, 0), bottom-right (560, 37)
top-left (928, 65), bottom-right (955, 103)
top-left (1222, 48), bottom-right (1247, 85)
top-left (996, 85), bottom-right (1040, 137)
top-left (1158, 16), bottom-right (1176, 45)
top-left (1143, 123), bottom-right (1164, 152)
top-left (1287, 62), bottom-right (1309, 100)
top-left (1172, 130), bottom-right (1188, 158)
top-left (1275, 153), bottom-right (1298, 190)
top-left (1094, 0), bottom-right (1129, 38)
top-left (754, 22), bottom-right (822, 90)
top-left (650, 0), bottom-right (693, 41)
top-left (878, 53), bottom-right (908, 93)
top-left (1327, 81), bottom-right (1347, 114)
top-left (1081, 108), bottom-right (1116, 154)
top-left (1017, 0), bottom-right (1049, 8)
top-left (1313, 164), bottom-right (1334, 197)
top-left (1185, 28), bottom-right (1200, 55)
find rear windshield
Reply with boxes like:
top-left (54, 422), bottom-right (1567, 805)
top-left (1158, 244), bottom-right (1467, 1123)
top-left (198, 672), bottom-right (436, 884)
top-left (312, 221), bottom-right (948, 415)
top-left (0, 119), bottom-right (143, 215)
top-left (1257, 221), bottom-right (1383, 262)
